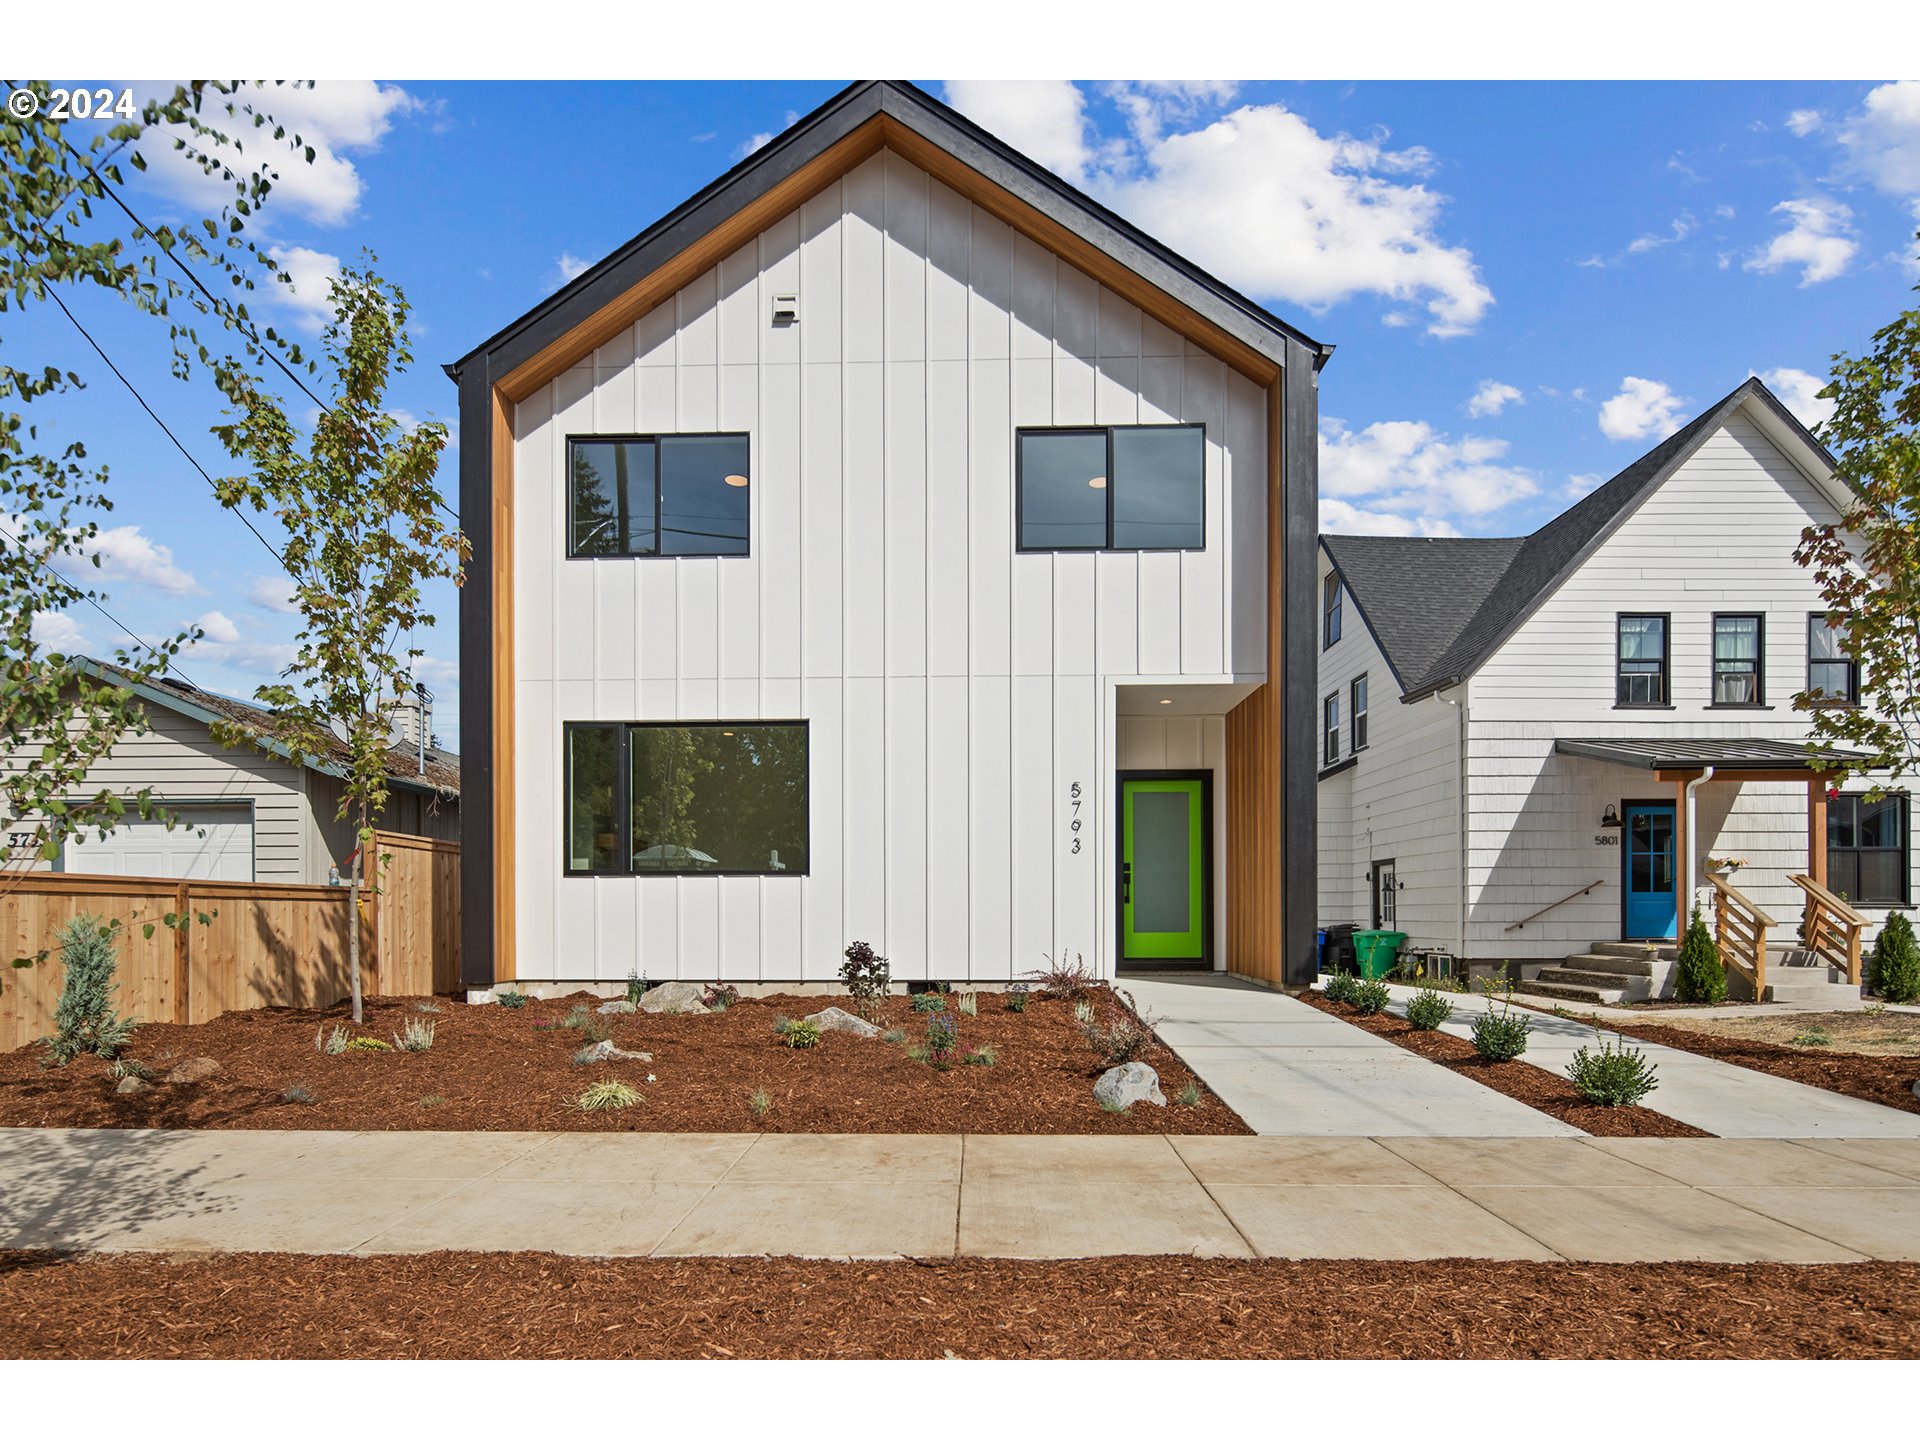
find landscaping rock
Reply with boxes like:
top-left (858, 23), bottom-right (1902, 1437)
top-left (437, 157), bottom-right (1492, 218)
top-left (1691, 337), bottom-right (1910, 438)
top-left (164, 1057), bottom-right (223, 1085)
top-left (805, 1006), bottom-right (881, 1038)
top-left (579, 1038), bottom-right (654, 1064)
top-left (114, 1076), bottom-right (152, 1096)
top-left (597, 1000), bottom-right (637, 1015)
top-left (1093, 1062), bottom-right (1166, 1111)
top-left (637, 981), bottom-right (711, 1015)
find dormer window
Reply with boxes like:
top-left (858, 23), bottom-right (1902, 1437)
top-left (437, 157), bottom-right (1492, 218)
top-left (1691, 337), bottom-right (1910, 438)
top-left (568, 433), bottom-right (751, 558)
top-left (1016, 424), bottom-right (1204, 552)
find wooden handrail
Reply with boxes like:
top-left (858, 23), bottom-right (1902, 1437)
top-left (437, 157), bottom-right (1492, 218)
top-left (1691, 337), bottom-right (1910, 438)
top-left (1709, 873), bottom-right (1771, 1000)
top-left (1789, 873), bottom-right (1866, 986)
top-left (1504, 879), bottom-right (1606, 932)
top-left (1788, 873), bottom-right (1869, 926)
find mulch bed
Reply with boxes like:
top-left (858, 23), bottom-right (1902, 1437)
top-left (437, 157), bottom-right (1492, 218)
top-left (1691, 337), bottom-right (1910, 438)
top-left (1603, 1019), bottom-right (1920, 1117)
top-left (3, 1250), bottom-right (1914, 1358)
top-left (1296, 990), bottom-right (1710, 1137)
top-left (0, 990), bottom-right (1248, 1136)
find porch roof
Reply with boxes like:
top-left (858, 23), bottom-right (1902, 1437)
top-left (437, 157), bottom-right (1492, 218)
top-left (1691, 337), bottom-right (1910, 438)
top-left (1553, 737), bottom-right (1865, 774)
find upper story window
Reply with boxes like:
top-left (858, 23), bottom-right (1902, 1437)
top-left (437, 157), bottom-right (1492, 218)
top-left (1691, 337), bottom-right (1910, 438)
top-left (1616, 614), bottom-right (1669, 706)
top-left (1323, 693), bottom-right (1340, 766)
top-left (1323, 572), bottom-right (1343, 649)
top-left (1808, 613), bottom-right (1860, 706)
top-left (1016, 424), bottom-right (1205, 552)
top-left (1712, 614), bottom-right (1764, 706)
top-left (1351, 674), bottom-right (1369, 752)
top-left (568, 433), bottom-right (751, 558)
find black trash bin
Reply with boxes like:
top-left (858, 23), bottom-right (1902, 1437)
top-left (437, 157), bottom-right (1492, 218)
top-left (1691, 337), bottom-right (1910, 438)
top-left (1323, 923), bottom-right (1360, 975)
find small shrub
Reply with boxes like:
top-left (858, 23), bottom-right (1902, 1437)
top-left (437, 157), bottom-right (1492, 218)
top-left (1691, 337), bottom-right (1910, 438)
top-left (1096, 1094), bottom-right (1128, 1114)
top-left (414, 1001), bottom-right (442, 1014)
top-left (344, 1035), bottom-right (392, 1054)
top-left (418, 1094), bottom-right (445, 1109)
top-left (1073, 998), bottom-right (1095, 1025)
top-left (1322, 970), bottom-right (1360, 1005)
top-left (1674, 905), bottom-right (1728, 1004)
top-left (1005, 983), bottom-right (1029, 1013)
top-left (747, 1087), bottom-right (772, 1122)
top-left (1870, 911), bottom-right (1920, 1004)
top-left (1791, 1030), bottom-right (1833, 1047)
top-left (780, 1017), bottom-right (823, 1050)
top-left (1083, 1012), bottom-right (1151, 1067)
top-left (840, 940), bottom-right (892, 1021)
top-left (1028, 952), bottom-right (1100, 1001)
top-left (40, 915), bottom-right (138, 1066)
top-left (281, 1085), bottom-right (317, 1106)
top-left (1405, 987), bottom-right (1454, 1030)
top-left (962, 1044), bottom-right (997, 1067)
top-left (1349, 979), bottom-right (1391, 1015)
top-left (906, 1042), bottom-right (931, 1063)
top-left (108, 1057), bottom-right (154, 1081)
top-left (881, 1028), bottom-right (906, 1044)
top-left (576, 1080), bottom-right (642, 1112)
top-left (957, 992), bottom-right (978, 1017)
top-left (394, 1017), bottom-right (436, 1053)
top-left (703, 983), bottom-right (741, 1011)
top-left (1565, 1029), bottom-right (1660, 1107)
top-left (625, 968), bottom-right (648, 1008)
top-left (926, 1011), bottom-right (959, 1068)
top-left (572, 1042), bottom-right (606, 1066)
top-left (562, 1008), bottom-right (613, 1044)
top-left (317, 1023), bottom-right (350, 1056)
top-left (1470, 988), bottom-right (1532, 1062)
top-left (1174, 1080), bottom-right (1203, 1107)
top-left (494, 990), bottom-right (530, 1010)
top-left (911, 991), bottom-right (946, 1014)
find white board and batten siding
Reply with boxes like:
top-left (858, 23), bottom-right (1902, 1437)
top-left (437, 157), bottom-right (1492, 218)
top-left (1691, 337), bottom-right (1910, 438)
top-left (511, 149), bottom-right (1272, 983)
top-left (1464, 410), bottom-right (1907, 960)
top-left (1313, 553), bottom-right (1463, 950)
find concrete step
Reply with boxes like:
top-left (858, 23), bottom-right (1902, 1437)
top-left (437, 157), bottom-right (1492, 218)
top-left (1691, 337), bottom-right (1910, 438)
top-left (1538, 965), bottom-right (1644, 991)
top-left (1590, 941), bottom-right (1667, 960)
top-left (1514, 979), bottom-right (1628, 1007)
top-left (1570, 952), bottom-right (1657, 977)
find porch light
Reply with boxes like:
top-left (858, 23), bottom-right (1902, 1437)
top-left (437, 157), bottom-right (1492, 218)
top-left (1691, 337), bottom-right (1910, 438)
top-left (723, 473), bottom-right (750, 487)
top-left (1600, 804), bottom-right (1623, 828)
top-left (1088, 475), bottom-right (1107, 489)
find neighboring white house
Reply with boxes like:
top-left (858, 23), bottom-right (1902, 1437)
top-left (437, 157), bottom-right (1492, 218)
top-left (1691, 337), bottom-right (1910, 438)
top-left (0, 660), bottom-right (460, 883)
top-left (1316, 377), bottom-right (1906, 991)
top-left (446, 81), bottom-right (1328, 990)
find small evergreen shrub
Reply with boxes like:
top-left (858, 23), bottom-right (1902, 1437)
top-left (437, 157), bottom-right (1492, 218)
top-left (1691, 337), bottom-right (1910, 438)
top-left (1349, 979), bottom-right (1391, 1015)
top-left (281, 1085), bottom-right (317, 1106)
top-left (1791, 1029), bottom-right (1833, 1047)
top-left (911, 991), bottom-right (946, 1014)
top-left (1174, 1080), bottom-right (1203, 1107)
top-left (494, 990), bottom-right (530, 1010)
top-left (1005, 983), bottom-right (1030, 1013)
top-left (317, 1023), bottom-right (350, 1056)
top-left (576, 1080), bottom-right (642, 1111)
top-left (779, 1017), bottom-right (823, 1050)
top-left (1470, 989), bottom-right (1532, 1062)
top-left (1322, 970), bottom-right (1360, 1006)
top-left (747, 1088), bottom-right (772, 1122)
top-left (109, 1057), bottom-right (154, 1081)
top-left (1870, 911), bottom-right (1920, 1004)
top-left (1405, 987), bottom-right (1455, 1031)
top-left (393, 1017), bottom-right (436, 1053)
top-left (840, 940), bottom-right (892, 1021)
top-left (1674, 906), bottom-right (1728, 1004)
top-left (344, 1035), bottom-right (392, 1054)
top-left (40, 915), bottom-right (138, 1066)
top-left (1565, 1030), bottom-right (1660, 1107)
top-left (1096, 1094), bottom-right (1128, 1114)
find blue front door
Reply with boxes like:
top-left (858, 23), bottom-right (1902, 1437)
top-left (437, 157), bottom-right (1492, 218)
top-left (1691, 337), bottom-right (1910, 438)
top-left (1623, 803), bottom-right (1678, 940)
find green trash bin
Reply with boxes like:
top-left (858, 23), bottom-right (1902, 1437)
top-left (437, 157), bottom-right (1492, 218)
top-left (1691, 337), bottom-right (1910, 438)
top-left (1352, 930), bottom-right (1409, 980)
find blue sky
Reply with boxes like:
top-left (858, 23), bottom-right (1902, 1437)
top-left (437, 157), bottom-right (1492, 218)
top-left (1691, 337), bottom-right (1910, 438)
top-left (17, 77), bottom-right (1920, 750)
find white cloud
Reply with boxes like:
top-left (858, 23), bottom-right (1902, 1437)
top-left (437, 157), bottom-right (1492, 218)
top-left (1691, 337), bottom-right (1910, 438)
top-left (1466, 380), bottom-right (1522, 418)
top-left (1598, 377), bottom-right (1688, 442)
top-left (736, 110), bottom-right (801, 160)
top-left (1626, 213), bottom-right (1696, 253)
top-left (193, 610), bottom-right (242, 644)
top-left (552, 252), bottom-right (593, 289)
top-left (1563, 474), bottom-right (1605, 501)
top-left (1745, 197), bottom-right (1859, 285)
top-left (1319, 417), bottom-right (1537, 535)
top-left (247, 575), bottom-right (300, 614)
top-left (1755, 366), bottom-right (1837, 430)
top-left (1786, 108), bottom-right (1823, 138)
top-left (30, 610), bottom-right (87, 652)
top-left (264, 245), bottom-right (343, 333)
top-left (64, 524), bottom-right (202, 595)
top-left (1837, 80), bottom-right (1920, 197)
top-left (140, 80), bottom-right (419, 228)
top-left (944, 81), bottom-right (1492, 337)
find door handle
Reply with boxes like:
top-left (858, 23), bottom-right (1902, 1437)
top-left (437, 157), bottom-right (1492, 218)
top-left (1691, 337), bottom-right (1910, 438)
top-left (1121, 862), bottom-right (1132, 904)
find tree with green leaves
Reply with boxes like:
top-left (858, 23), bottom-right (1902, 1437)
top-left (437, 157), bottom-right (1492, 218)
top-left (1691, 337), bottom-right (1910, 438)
top-left (2, 80), bottom-right (318, 987)
top-left (209, 259), bottom-right (466, 1022)
top-left (1794, 267), bottom-right (1920, 789)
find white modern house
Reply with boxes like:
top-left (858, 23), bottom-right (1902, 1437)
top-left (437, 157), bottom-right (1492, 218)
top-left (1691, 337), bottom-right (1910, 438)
top-left (1316, 377), bottom-right (1901, 1001)
top-left (447, 82), bottom-right (1326, 991)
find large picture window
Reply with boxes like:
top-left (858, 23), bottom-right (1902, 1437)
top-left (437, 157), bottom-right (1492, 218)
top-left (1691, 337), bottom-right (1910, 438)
top-left (1017, 424), bottom-right (1205, 551)
top-left (1712, 614), bottom-right (1764, 706)
top-left (564, 722), bottom-right (807, 876)
top-left (1616, 614), bottom-right (1669, 706)
top-left (568, 433), bottom-right (751, 557)
top-left (1808, 614), bottom-right (1859, 705)
top-left (1828, 793), bottom-right (1909, 908)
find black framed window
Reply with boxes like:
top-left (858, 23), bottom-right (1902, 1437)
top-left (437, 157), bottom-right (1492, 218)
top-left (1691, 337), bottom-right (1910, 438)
top-left (1617, 614), bottom-right (1669, 706)
top-left (1828, 793), bottom-right (1909, 907)
top-left (568, 433), bottom-right (750, 557)
top-left (1808, 614), bottom-right (1860, 705)
top-left (1323, 694), bottom-right (1340, 766)
top-left (1712, 614), bottom-right (1764, 706)
top-left (1323, 572), bottom-right (1343, 648)
top-left (1016, 424), bottom-right (1204, 551)
top-left (564, 721), bottom-right (808, 875)
top-left (1351, 674), bottom-right (1369, 752)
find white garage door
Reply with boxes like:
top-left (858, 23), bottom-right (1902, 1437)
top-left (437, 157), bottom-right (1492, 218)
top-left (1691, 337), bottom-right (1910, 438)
top-left (62, 805), bottom-right (255, 881)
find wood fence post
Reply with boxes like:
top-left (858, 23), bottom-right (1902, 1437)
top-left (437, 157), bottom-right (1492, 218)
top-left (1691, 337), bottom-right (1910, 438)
top-left (174, 880), bottom-right (191, 1024)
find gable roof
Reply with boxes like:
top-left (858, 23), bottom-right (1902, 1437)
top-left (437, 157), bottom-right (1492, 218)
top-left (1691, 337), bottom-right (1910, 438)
top-left (1322, 377), bottom-right (1840, 703)
top-left (446, 80), bottom-right (1331, 395)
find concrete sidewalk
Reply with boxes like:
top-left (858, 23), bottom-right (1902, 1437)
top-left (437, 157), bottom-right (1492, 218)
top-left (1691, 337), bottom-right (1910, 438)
top-left (5, 1127), bottom-right (1918, 1264)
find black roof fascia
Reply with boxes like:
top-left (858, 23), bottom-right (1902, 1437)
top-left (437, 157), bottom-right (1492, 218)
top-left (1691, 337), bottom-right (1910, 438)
top-left (1553, 737), bottom-right (1866, 771)
top-left (1316, 539), bottom-right (1410, 692)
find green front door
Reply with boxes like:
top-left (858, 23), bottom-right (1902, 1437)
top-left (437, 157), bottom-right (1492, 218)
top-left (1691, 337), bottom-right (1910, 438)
top-left (1120, 776), bottom-right (1207, 964)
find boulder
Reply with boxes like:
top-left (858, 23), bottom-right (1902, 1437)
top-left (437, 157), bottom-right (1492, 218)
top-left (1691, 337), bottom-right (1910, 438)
top-left (805, 1006), bottom-right (881, 1038)
top-left (1093, 1062), bottom-right (1166, 1111)
top-left (579, 1038), bottom-right (654, 1064)
top-left (637, 981), bottom-right (711, 1015)
top-left (115, 1075), bottom-right (153, 1096)
top-left (597, 1000), bottom-right (637, 1015)
top-left (165, 1056), bottom-right (224, 1085)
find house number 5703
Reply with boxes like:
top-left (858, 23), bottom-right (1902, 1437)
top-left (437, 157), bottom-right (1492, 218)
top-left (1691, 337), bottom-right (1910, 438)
top-left (1068, 782), bottom-right (1083, 854)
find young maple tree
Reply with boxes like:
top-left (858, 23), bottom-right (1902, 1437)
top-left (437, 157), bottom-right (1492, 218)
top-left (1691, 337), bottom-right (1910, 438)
top-left (1794, 266), bottom-right (1920, 791)
top-left (2, 81), bottom-right (318, 986)
top-left (209, 260), bottom-right (466, 1022)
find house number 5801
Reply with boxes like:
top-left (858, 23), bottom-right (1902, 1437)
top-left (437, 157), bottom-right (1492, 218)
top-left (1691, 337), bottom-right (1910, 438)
top-left (1068, 782), bottom-right (1083, 854)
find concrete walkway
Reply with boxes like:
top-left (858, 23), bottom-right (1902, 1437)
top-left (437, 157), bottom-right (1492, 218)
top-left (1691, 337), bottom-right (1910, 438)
top-left (4, 1127), bottom-right (1918, 1263)
top-left (1386, 982), bottom-right (1920, 1139)
top-left (1121, 974), bottom-right (1579, 1137)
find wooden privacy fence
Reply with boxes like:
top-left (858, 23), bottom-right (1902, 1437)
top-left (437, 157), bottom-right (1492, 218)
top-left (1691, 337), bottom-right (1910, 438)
top-left (0, 831), bottom-right (460, 1053)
